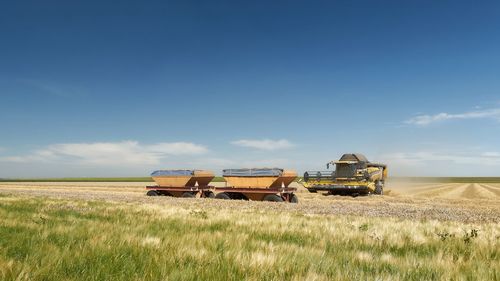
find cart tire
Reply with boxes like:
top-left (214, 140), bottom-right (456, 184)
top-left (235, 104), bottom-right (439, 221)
top-left (204, 191), bottom-right (215, 198)
top-left (290, 194), bottom-right (299, 203)
top-left (215, 192), bottom-right (231, 200)
top-left (182, 192), bottom-right (195, 198)
top-left (146, 190), bottom-right (159, 196)
top-left (160, 191), bottom-right (173, 196)
top-left (263, 194), bottom-right (284, 202)
top-left (230, 193), bottom-right (248, 200)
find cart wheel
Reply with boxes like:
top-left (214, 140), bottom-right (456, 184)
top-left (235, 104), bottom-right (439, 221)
top-left (215, 192), bottom-right (231, 200)
top-left (160, 191), bottom-right (173, 197)
top-left (182, 192), bottom-right (195, 198)
top-left (289, 194), bottom-right (299, 203)
top-left (146, 190), bottom-right (159, 196)
top-left (204, 191), bottom-right (215, 198)
top-left (263, 194), bottom-right (284, 202)
top-left (230, 193), bottom-right (248, 200)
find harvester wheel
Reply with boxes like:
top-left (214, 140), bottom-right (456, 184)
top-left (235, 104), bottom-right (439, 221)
top-left (215, 192), bottom-right (231, 200)
top-left (374, 182), bottom-right (384, 195)
top-left (204, 191), bottom-right (215, 198)
top-left (263, 194), bottom-right (284, 202)
top-left (146, 190), bottom-right (159, 196)
top-left (289, 194), bottom-right (299, 203)
top-left (182, 192), bottom-right (196, 198)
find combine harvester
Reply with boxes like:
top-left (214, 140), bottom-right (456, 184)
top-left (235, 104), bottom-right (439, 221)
top-left (146, 168), bottom-right (298, 203)
top-left (302, 153), bottom-right (387, 196)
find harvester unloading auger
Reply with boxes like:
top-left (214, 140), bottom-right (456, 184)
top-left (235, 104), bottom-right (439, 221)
top-left (302, 154), bottom-right (387, 196)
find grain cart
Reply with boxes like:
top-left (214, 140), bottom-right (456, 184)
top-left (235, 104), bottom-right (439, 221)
top-left (303, 154), bottom-right (387, 196)
top-left (215, 168), bottom-right (298, 203)
top-left (146, 170), bottom-right (215, 198)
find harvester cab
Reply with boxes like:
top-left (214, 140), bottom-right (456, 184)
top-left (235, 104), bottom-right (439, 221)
top-left (303, 154), bottom-right (387, 196)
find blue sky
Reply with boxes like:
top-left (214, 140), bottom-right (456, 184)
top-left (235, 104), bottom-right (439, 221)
top-left (1, 0), bottom-right (500, 177)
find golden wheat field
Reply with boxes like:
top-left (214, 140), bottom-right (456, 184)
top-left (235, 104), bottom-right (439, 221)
top-left (0, 181), bottom-right (499, 280)
top-left (2, 180), bottom-right (500, 200)
top-left (1, 181), bottom-right (499, 222)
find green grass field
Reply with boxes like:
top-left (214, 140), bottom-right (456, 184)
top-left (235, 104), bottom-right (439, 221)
top-left (0, 196), bottom-right (498, 281)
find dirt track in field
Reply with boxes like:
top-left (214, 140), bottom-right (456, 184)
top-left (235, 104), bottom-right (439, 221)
top-left (0, 181), bottom-right (499, 223)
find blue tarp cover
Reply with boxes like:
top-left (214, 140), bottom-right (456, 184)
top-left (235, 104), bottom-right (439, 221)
top-left (151, 170), bottom-right (194, 176)
top-left (222, 168), bottom-right (283, 177)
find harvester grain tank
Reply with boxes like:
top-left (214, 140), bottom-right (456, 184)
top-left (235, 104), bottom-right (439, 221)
top-left (302, 154), bottom-right (387, 196)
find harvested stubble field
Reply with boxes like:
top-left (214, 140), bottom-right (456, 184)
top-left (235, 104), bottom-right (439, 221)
top-left (0, 181), bottom-right (499, 280)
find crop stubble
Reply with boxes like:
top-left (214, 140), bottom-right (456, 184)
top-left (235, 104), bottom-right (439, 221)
top-left (0, 181), bottom-right (499, 223)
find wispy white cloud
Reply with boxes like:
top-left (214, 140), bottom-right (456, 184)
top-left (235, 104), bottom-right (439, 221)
top-left (231, 139), bottom-right (294, 151)
top-left (191, 157), bottom-right (237, 167)
top-left (189, 157), bottom-right (291, 170)
top-left (406, 108), bottom-right (500, 126)
top-left (18, 78), bottom-right (84, 98)
top-left (238, 158), bottom-right (291, 168)
top-left (481, 152), bottom-right (500, 158)
top-left (0, 141), bottom-right (208, 166)
top-left (382, 151), bottom-right (500, 166)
